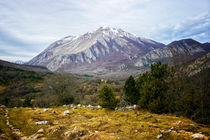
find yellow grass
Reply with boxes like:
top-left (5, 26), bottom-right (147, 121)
top-left (2, 107), bottom-right (210, 140)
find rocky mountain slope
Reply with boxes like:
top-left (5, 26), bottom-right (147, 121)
top-left (135, 39), bottom-right (210, 67)
top-left (28, 27), bottom-right (164, 78)
top-left (28, 27), bottom-right (210, 79)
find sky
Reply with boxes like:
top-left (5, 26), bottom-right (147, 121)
top-left (0, 0), bottom-right (210, 62)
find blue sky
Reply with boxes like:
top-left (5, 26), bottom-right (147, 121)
top-left (0, 0), bottom-right (209, 61)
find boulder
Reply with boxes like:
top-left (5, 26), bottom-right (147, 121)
top-left (191, 133), bottom-right (205, 139)
top-left (144, 115), bottom-right (152, 119)
top-left (0, 105), bottom-right (6, 108)
top-left (156, 134), bottom-right (163, 139)
top-left (97, 105), bottom-right (102, 109)
top-left (44, 108), bottom-right (49, 112)
top-left (35, 121), bottom-right (48, 125)
top-left (64, 131), bottom-right (70, 136)
top-left (64, 110), bottom-right (70, 115)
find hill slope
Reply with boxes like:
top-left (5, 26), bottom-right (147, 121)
top-left (0, 106), bottom-right (209, 139)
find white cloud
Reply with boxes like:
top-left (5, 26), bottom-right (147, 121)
top-left (0, 0), bottom-right (209, 61)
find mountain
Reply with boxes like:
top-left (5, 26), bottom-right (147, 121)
top-left (135, 39), bottom-right (210, 68)
top-left (0, 59), bottom-right (49, 72)
top-left (28, 27), bottom-right (210, 79)
top-left (181, 52), bottom-right (210, 76)
top-left (28, 27), bottom-right (164, 78)
top-left (14, 60), bottom-right (26, 65)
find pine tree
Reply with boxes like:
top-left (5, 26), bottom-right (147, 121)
top-left (123, 75), bottom-right (139, 105)
top-left (98, 84), bottom-right (117, 109)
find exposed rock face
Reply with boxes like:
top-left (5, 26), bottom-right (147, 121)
top-left (135, 39), bottom-right (209, 67)
top-left (28, 27), bottom-right (210, 79)
top-left (28, 27), bottom-right (164, 78)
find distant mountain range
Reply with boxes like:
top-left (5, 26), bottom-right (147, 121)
top-left (27, 27), bottom-right (210, 79)
top-left (14, 60), bottom-right (26, 65)
top-left (0, 59), bottom-right (49, 72)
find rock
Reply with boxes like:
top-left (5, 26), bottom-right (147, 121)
top-left (176, 121), bottom-right (182, 125)
top-left (35, 121), bottom-right (48, 125)
top-left (77, 104), bottom-right (81, 107)
top-left (0, 105), bottom-right (6, 108)
top-left (133, 104), bottom-right (137, 109)
top-left (64, 131), bottom-right (70, 136)
top-left (191, 133), bottom-right (205, 139)
top-left (144, 115), bottom-right (152, 119)
top-left (156, 134), bottom-right (163, 139)
top-left (37, 128), bottom-right (45, 134)
top-left (44, 108), bottom-right (49, 112)
top-left (72, 127), bottom-right (77, 133)
top-left (97, 105), bottom-right (102, 109)
top-left (64, 110), bottom-right (70, 115)
top-left (63, 105), bottom-right (67, 107)
top-left (87, 104), bottom-right (93, 108)
top-left (190, 124), bottom-right (195, 126)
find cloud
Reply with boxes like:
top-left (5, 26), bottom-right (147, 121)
top-left (0, 0), bottom-right (209, 61)
top-left (149, 12), bottom-right (210, 44)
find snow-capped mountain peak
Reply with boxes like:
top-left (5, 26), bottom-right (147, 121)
top-left (28, 27), bottom-right (165, 78)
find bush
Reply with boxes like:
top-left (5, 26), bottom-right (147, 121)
top-left (98, 84), bottom-right (117, 109)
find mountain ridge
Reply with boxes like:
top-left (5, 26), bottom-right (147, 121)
top-left (27, 27), bottom-right (210, 79)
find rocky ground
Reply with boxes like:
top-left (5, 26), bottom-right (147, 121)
top-left (0, 105), bottom-right (209, 140)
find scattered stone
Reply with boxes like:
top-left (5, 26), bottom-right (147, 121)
top-left (63, 105), bottom-right (67, 107)
top-left (97, 105), bottom-right (102, 109)
top-left (72, 107), bottom-right (77, 110)
top-left (135, 130), bottom-right (138, 133)
top-left (156, 134), bottom-right (163, 139)
top-left (77, 104), bottom-right (81, 107)
top-left (190, 124), bottom-right (195, 126)
top-left (64, 131), bottom-right (70, 136)
top-left (37, 128), bottom-right (45, 134)
top-left (95, 130), bottom-right (98, 133)
top-left (191, 133), bottom-right (205, 139)
top-left (64, 110), bottom-right (70, 115)
top-left (70, 104), bottom-right (74, 107)
top-left (176, 121), bottom-right (182, 125)
top-left (144, 115), bottom-right (152, 119)
top-left (133, 104), bottom-right (137, 109)
top-left (72, 127), bottom-right (77, 133)
top-left (44, 108), bottom-right (49, 112)
top-left (87, 104), bottom-right (93, 108)
top-left (35, 121), bottom-right (48, 125)
top-left (0, 105), bottom-right (6, 108)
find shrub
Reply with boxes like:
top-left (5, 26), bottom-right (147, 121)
top-left (98, 84), bottom-right (117, 109)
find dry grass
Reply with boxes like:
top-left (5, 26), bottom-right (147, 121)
top-left (3, 107), bottom-right (210, 140)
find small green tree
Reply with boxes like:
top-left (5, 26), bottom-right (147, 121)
top-left (123, 75), bottom-right (139, 105)
top-left (98, 84), bottom-right (117, 109)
